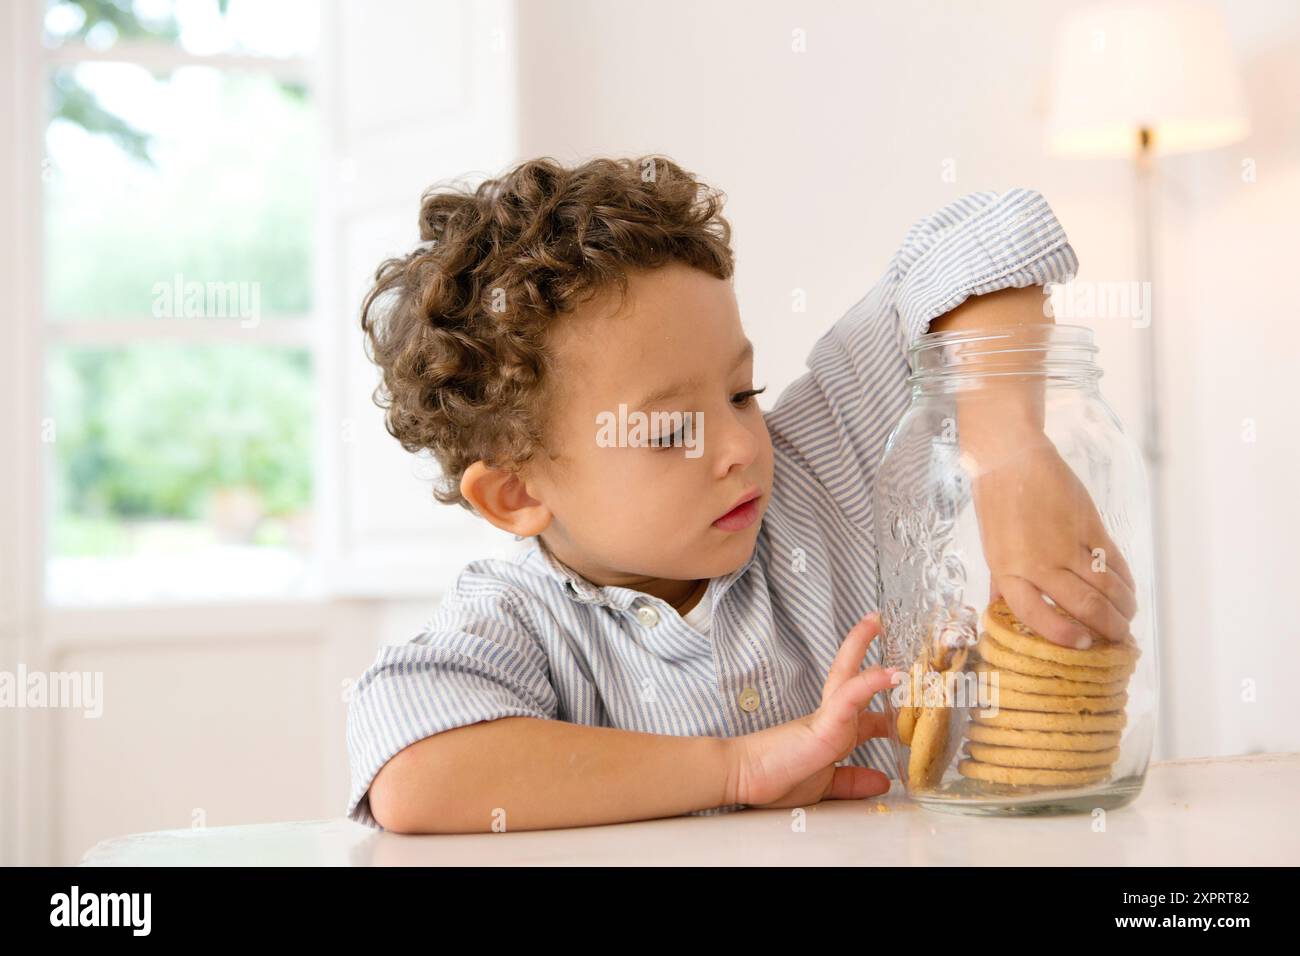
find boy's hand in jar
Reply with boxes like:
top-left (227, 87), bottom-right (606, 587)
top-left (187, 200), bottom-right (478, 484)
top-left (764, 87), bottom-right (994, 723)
top-left (929, 287), bottom-right (1138, 648)
top-left (724, 612), bottom-right (897, 808)
top-left (967, 427), bottom-right (1138, 647)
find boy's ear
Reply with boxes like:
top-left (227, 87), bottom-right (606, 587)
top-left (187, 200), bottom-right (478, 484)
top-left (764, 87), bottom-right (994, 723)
top-left (460, 461), bottom-right (551, 537)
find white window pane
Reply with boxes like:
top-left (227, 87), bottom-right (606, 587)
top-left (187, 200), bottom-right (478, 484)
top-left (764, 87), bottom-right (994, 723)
top-left (43, 0), bottom-right (320, 58)
top-left (46, 344), bottom-right (317, 605)
top-left (45, 63), bottom-right (316, 320)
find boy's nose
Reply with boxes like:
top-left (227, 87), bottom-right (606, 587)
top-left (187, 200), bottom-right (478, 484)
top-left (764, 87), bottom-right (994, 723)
top-left (713, 421), bottom-right (759, 471)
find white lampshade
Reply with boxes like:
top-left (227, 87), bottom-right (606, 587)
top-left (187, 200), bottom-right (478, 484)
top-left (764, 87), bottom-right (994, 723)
top-left (1046, 0), bottom-right (1250, 157)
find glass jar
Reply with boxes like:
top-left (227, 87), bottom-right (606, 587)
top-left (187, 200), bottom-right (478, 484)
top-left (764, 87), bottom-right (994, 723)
top-left (873, 322), bottom-right (1158, 815)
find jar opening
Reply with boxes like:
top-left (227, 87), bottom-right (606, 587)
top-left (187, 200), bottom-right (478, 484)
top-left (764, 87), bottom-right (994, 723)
top-left (908, 322), bottom-right (1102, 389)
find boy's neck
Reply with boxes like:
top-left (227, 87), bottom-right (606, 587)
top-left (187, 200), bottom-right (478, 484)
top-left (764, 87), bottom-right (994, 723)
top-left (672, 578), bottom-right (709, 616)
top-left (537, 535), bottom-right (708, 613)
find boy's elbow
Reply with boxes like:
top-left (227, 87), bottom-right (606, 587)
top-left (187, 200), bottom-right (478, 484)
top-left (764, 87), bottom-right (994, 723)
top-left (368, 742), bottom-right (444, 834)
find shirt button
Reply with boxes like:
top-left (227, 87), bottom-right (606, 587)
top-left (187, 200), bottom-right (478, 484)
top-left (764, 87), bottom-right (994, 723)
top-left (635, 605), bottom-right (660, 627)
top-left (738, 687), bottom-right (760, 712)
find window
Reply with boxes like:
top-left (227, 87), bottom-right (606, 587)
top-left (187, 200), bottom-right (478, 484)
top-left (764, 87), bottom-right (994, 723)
top-left (40, 0), bottom-right (323, 604)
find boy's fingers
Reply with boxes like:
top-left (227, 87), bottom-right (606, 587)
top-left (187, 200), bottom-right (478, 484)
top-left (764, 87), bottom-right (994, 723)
top-left (823, 613), bottom-right (881, 701)
top-left (824, 765), bottom-right (890, 801)
top-left (1002, 575), bottom-right (1127, 648)
top-left (1000, 577), bottom-right (1085, 648)
top-left (1093, 530), bottom-right (1137, 592)
top-left (856, 709), bottom-right (891, 745)
top-left (827, 666), bottom-right (896, 726)
top-left (1075, 537), bottom-right (1138, 620)
top-left (1038, 568), bottom-right (1133, 645)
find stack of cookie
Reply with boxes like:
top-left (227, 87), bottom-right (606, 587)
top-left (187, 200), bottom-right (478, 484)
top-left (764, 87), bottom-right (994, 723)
top-left (958, 597), bottom-right (1139, 790)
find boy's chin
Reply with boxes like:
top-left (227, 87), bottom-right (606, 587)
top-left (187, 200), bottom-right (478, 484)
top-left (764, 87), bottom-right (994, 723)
top-left (705, 527), bottom-right (760, 574)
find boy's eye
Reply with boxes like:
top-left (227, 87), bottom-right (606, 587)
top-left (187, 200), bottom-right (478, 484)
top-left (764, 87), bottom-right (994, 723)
top-left (648, 387), bottom-right (767, 451)
top-left (648, 416), bottom-right (687, 448)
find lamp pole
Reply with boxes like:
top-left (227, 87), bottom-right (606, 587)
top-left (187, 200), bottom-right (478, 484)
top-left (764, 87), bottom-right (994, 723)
top-left (1134, 125), bottom-right (1172, 759)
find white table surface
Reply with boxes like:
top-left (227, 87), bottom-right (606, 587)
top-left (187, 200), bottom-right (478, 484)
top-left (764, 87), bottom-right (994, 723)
top-left (80, 752), bottom-right (1299, 866)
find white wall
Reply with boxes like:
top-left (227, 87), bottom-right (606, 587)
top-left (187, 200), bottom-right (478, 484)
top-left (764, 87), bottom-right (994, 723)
top-left (1160, 14), bottom-right (1300, 758)
top-left (43, 600), bottom-right (416, 865)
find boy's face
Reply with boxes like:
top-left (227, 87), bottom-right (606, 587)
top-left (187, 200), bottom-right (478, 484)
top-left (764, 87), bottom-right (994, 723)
top-left (520, 261), bottom-right (774, 600)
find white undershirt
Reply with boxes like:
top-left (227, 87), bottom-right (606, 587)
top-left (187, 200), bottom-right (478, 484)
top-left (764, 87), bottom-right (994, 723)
top-left (679, 584), bottom-right (712, 635)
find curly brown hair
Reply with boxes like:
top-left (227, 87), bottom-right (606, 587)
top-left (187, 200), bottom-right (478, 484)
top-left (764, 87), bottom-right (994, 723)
top-left (359, 155), bottom-right (736, 512)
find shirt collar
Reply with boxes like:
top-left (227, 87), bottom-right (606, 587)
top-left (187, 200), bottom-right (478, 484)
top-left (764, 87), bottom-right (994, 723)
top-left (525, 536), bottom-right (759, 612)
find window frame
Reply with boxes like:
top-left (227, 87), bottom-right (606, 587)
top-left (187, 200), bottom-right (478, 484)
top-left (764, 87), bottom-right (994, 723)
top-left (36, 1), bottom-right (332, 611)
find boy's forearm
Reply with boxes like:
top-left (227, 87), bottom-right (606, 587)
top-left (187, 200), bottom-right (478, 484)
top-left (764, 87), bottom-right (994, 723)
top-left (928, 285), bottom-right (1052, 468)
top-left (370, 716), bottom-right (739, 833)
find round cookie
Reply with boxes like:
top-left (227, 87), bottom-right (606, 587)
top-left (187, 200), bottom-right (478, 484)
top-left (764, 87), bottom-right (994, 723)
top-left (978, 633), bottom-right (1136, 683)
top-left (974, 660), bottom-right (1128, 698)
top-left (983, 597), bottom-right (1139, 668)
top-left (905, 647), bottom-right (971, 788)
top-left (958, 759), bottom-right (1111, 788)
top-left (981, 687), bottom-right (1128, 715)
top-left (973, 707), bottom-right (1127, 733)
top-left (897, 704), bottom-right (917, 746)
top-left (907, 701), bottom-right (951, 788)
top-left (964, 741), bottom-right (1119, 769)
top-left (894, 658), bottom-right (925, 745)
top-left (965, 724), bottom-right (1121, 752)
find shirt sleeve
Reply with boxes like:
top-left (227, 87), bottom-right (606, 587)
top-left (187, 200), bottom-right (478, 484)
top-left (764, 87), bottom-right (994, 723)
top-left (764, 188), bottom-right (1079, 534)
top-left (344, 567), bottom-right (559, 829)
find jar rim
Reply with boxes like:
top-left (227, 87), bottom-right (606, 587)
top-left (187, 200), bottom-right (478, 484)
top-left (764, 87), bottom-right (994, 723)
top-left (910, 321), bottom-right (1097, 354)
top-left (908, 322), bottom-right (1102, 386)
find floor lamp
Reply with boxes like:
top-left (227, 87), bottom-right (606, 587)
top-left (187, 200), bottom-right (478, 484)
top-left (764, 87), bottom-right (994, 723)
top-left (1044, 0), bottom-right (1249, 759)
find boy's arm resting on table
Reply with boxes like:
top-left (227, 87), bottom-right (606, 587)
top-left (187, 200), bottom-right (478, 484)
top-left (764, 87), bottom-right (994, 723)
top-left (369, 717), bottom-right (735, 834)
top-left (345, 571), bottom-right (740, 833)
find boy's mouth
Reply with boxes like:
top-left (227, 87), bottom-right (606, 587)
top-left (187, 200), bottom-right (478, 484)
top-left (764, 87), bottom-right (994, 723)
top-left (712, 489), bottom-right (761, 531)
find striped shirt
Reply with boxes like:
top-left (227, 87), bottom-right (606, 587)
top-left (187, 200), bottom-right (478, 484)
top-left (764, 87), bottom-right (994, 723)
top-left (344, 188), bottom-right (1079, 829)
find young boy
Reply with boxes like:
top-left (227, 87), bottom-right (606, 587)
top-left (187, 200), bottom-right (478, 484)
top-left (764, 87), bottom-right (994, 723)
top-left (345, 156), bottom-right (1136, 833)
